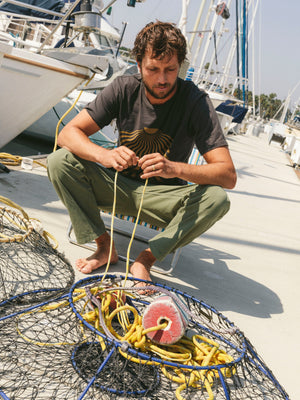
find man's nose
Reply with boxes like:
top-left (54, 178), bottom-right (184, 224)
top-left (157, 71), bottom-right (167, 84)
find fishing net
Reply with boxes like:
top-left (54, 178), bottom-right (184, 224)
top-left (0, 274), bottom-right (289, 400)
top-left (0, 199), bottom-right (74, 317)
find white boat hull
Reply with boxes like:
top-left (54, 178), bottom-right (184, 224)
top-left (0, 42), bottom-right (89, 148)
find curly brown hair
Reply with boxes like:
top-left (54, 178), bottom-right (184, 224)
top-left (132, 21), bottom-right (187, 65)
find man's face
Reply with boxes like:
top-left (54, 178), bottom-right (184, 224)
top-left (138, 50), bottom-right (180, 105)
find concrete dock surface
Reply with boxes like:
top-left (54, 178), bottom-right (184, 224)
top-left (1, 130), bottom-right (299, 399)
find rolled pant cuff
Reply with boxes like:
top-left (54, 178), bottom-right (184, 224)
top-left (74, 227), bottom-right (107, 245)
top-left (149, 240), bottom-right (169, 262)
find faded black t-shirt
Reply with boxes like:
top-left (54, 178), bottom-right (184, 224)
top-left (85, 74), bottom-right (227, 185)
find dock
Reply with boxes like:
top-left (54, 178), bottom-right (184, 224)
top-left (1, 130), bottom-right (299, 399)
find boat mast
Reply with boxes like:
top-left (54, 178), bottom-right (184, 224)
top-left (241, 0), bottom-right (247, 105)
top-left (188, 0), bottom-right (208, 50)
top-left (235, 0), bottom-right (241, 99)
top-left (178, 0), bottom-right (190, 38)
top-left (191, 1), bottom-right (213, 70)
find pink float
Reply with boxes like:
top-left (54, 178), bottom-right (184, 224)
top-left (142, 295), bottom-right (189, 345)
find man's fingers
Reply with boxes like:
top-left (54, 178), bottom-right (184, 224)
top-left (112, 147), bottom-right (138, 168)
top-left (139, 156), bottom-right (164, 173)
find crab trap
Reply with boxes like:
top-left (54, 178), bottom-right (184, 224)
top-left (0, 274), bottom-right (289, 400)
top-left (0, 203), bottom-right (75, 317)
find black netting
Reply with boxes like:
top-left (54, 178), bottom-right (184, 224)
top-left (0, 204), bottom-right (289, 399)
top-left (0, 206), bottom-right (74, 317)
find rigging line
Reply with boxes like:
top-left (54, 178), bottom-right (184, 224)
top-left (213, 31), bottom-right (218, 66)
top-left (214, 30), bottom-right (235, 56)
top-left (52, 106), bottom-right (65, 127)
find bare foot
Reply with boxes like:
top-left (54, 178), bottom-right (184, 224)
top-left (76, 232), bottom-right (118, 274)
top-left (130, 248), bottom-right (156, 292)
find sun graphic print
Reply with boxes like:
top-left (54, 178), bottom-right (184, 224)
top-left (119, 127), bottom-right (172, 180)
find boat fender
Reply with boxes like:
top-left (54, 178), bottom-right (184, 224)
top-left (142, 295), bottom-right (189, 345)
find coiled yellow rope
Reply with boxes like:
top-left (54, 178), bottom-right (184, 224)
top-left (16, 277), bottom-right (235, 400)
top-left (0, 152), bottom-right (47, 169)
top-left (81, 289), bottom-right (235, 400)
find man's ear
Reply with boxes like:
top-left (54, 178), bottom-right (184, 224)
top-left (137, 62), bottom-right (141, 73)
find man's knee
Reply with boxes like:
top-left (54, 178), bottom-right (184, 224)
top-left (47, 149), bottom-right (64, 181)
top-left (47, 148), bottom-right (77, 184)
top-left (209, 185), bottom-right (231, 218)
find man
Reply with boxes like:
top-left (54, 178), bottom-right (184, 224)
top-left (47, 21), bottom-right (236, 284)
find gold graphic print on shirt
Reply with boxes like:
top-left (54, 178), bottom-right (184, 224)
top-left (119, 127), bottom-right (172, 180)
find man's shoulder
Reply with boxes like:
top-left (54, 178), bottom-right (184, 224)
top-left (178, 78), bottom-right (208, 105)
top-left (178, 78), bottom-right (208, 101)
top-left (112, 73), bottom-right (142, 92)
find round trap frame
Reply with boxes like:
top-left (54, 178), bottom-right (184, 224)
top-left (67, 274), bottom-right (289, 400)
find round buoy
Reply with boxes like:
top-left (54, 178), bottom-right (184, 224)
top-left (142, 295), bottom-right (189, 345)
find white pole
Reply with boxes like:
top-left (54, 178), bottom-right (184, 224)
top-left (197, 9), bottom-right (219, 78)
top-left (219, 31), bottom-right (236, 90)
top-left (290, 97), bottom-right (300, 121)
top-left (258, 0), bottom-right (261, 116)
top-left (178, 0), bottom-right (189, 37)
top-left (279, 91), bottom-right (291, 123)
top-left (194, 1), bottom-right (217, 83)
top-left (192, 0), bottom-right (214, 67)
top-left (189, 0), bottom-right (208, 49)
top-left (252, 1), bottom-right (256, 117)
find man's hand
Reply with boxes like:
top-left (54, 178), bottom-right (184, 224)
top-left (138, 147), bottom-right (237, 189)
top-left (138, 153), bottom-right (177, 179)
top-left (102, 146), bottom-right (139, 171)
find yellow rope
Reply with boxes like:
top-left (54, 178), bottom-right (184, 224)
top-left (3, 117), bottom-right (233, 399)
top-left (0, 152), bottom-right (47, 169)
top-left (123, 177), bottom-right (148, 286)
top-left (16, 280), bottom-right (235, 400)
top-left (0, 196), bottom-right (58, 248)
top-left (53, 73), bottom-right (96, 152)
top-left (100, 171), bottom-right (119, 285)
top-left (99, 171), bottom-right (149, 288)
top-left (69, 170), bottom-right (235, 399)
top-left (0, 195), bottom-right (29, 220)
top-left (0, 152), bottom-right (22, 166)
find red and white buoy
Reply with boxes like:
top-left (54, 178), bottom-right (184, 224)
top-left (142, 295), bottom-right (189, 345)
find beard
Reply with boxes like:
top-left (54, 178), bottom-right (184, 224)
top-left (141, 74), bottom-right (178, 100)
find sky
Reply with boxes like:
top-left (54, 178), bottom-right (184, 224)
top-left (103, 0), bottom-right (300, 111)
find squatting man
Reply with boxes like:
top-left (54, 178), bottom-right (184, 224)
top-left (47, 21), bottom-right (237, 286)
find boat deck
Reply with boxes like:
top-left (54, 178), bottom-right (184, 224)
top-left (1, 131), bottom-right (299, 399)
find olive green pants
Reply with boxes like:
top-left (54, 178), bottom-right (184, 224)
top-left (47, 148), bottom-right (230, 261)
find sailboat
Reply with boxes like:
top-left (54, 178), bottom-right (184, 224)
top-left (0, 0), bottom-right (137, 148)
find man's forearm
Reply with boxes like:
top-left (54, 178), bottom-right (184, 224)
top-left (175, 161), bottom-right (237, 189)
top-left (57, 127), bottom-right (108, 163)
